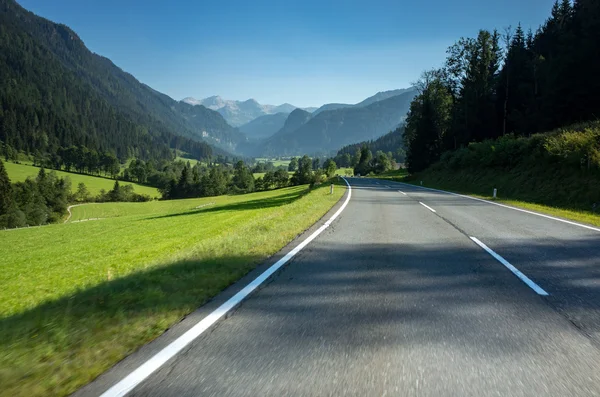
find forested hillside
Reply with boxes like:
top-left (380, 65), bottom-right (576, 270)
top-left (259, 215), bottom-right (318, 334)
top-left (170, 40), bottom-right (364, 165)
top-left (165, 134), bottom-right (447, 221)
top-left (334, 125), bottom-right (406, 167)
top-left (404, 0), bottom-right (600, 173)
top-left (403, 0), bottom-right (600, 211)
top-left (0, 0), bottom-right (239, 165)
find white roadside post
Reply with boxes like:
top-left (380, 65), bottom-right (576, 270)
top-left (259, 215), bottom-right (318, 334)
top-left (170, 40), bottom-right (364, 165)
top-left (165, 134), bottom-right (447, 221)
top-left (330, 183), bottom-right (334, 195)
top-left (493, 188), bottom-right (497, 199)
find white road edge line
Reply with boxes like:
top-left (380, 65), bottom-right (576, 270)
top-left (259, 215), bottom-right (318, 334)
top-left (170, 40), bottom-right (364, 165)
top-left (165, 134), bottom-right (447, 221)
top-left (392, 181), bottom-right (600, 233)
top-left (398, 190), bottom-right (407, 196)
top-left (470, 236), bottom-right (549, 296)
top-left (99, 178), bottom-right (353, 397)
top-left (419, 202), bottom-right (436, 213)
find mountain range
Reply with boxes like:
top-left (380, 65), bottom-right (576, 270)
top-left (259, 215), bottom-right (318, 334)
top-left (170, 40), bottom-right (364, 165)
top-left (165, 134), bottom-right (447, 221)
top-left (0, 0), bottom-right (417, 163)
top-left (312, 88), bottom-right (416, 116)
top-left (242, 88), bottom-right (417, 156)
top-left (0, 0), bottom-right (246, 161)
top-left (182, 96), bottom-right (315, 127)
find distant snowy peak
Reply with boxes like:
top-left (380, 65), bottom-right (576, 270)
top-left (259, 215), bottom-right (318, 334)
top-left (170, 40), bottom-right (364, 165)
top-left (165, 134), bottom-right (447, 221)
top-left (181, 97), bottom-right (202, 106)
top-left (180, 96), bottom-right (302, 127)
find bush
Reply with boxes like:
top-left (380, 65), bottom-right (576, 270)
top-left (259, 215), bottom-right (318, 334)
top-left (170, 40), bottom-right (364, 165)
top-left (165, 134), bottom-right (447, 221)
top-left (413, 122), bottom-right (600, 211)
top-left (436, 124), bottom-right (600, 174)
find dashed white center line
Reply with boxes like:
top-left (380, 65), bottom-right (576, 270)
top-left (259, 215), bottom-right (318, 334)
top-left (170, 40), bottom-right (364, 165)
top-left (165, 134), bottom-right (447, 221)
top-left (470, 237), bottom-right (549, 296)
top-left (398, 190), bottom-right (407, 195)
top-left (419, 202), bottom-right (436, 213)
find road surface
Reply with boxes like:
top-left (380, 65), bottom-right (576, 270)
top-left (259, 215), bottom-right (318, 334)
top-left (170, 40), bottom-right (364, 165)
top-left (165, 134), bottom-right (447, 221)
top-left (82, 177), bottom-right (600, 396)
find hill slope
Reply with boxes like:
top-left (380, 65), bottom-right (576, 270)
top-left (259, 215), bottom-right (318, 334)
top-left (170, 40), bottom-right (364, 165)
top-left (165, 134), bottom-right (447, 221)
top-left (5, 162), bottom-right (159, 197)
top-left (409, 122), bottom-right (600, 212)
top-left (258, 90), bottom-right (416, 156)
top-left (0, 0), bottom-right (241, 158)
top-left (238, 112), bottom-right (289, 140)
top-left (336, 125), bottom-right (406, 159)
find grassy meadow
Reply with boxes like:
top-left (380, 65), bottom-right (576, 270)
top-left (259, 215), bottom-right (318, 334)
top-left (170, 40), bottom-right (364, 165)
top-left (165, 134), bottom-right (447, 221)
top-left (252, 171), bottom-right (294, 179)
top-left (0, 182), bottom-right (345, 397)
top-left (255, 157), bottom-right (291, 168)
top-left (334, 167), bottom-right (354, 176)
top-left (4, 162), bottom-right (160, 198)
top-left (174, 156), bottom-right (201, 166)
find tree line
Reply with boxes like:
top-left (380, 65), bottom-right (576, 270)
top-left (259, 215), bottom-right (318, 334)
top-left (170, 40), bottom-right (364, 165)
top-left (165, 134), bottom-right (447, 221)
top-left (0, 160), bottom-right (69, 228)
top-left (160, 155), bottom-right (338, 200)
top-left (0, 152), bottom-right (347, 229)
top-left (333, 125), bottom-right (406, 168)
top-left (404, 0), bottom-right (600, 172)
top-left (0, 158), bottom-right (152, 229)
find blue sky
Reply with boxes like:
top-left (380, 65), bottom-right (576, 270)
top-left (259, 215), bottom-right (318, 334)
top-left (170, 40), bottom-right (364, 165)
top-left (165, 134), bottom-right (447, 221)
top-left (20, 0), bottom-right (555, 107)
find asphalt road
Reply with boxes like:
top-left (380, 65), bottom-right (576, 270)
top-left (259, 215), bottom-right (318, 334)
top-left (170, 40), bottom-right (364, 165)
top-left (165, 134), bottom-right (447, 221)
top-left (87, 177), bottom-right (600, 396)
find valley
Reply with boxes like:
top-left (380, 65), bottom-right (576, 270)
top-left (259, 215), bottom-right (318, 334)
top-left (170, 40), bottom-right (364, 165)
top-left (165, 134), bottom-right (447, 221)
top-left (2, 0), bottom-right (600, 397)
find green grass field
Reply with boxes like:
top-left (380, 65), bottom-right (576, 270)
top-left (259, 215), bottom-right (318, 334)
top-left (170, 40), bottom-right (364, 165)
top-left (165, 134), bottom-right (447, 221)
top-left (4, 162), bottom-right (160, 198)
top-left (255, 157), bottom-right (291, 167)
top-left (371, 168), bottom-right (408, 181)
top-left (0, 182), bottom-right (345, 397)
top-left (175, 156), bottom-right (201, 166)
top-left (334, 167), bottom-right (354, 176)
top-left (252, 171), bottom-right (295, 179)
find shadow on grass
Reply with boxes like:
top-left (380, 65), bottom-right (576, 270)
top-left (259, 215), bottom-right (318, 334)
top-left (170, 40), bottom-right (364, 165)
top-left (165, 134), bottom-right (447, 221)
top-left (3, 235), bottom-right (600, 396)
top-left (127, 240), bottom-right (600, 396)
top-left (0, 254), bottom-right (264, 341)
top-left (147, 188), bottom-right (311, 221)
top-left (0, 253), bottom-right (264, 396)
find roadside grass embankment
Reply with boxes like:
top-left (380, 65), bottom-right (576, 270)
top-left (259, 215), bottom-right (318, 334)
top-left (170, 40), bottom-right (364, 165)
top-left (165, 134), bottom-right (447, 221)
top-left (4, 162), bottom-right (160, 198)
top-left (0, 181), bottom-right (346, 397)
top-left (403, 168), bottom-right (600, 228)
top-left (371, 168), bottom-right (408, 181)
top-left (375, 123), bottom-right (600, 228)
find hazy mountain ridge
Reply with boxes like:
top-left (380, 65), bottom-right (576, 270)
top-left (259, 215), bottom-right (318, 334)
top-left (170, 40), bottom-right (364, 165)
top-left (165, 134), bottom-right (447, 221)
top-left (312, 88), bottom-right (417, 116)
top-left (182, 96), bottom-right (300, 127)
top-left (256, 90), bottom-right (417, 156)
top-left (0, 0), bottom-right (243, 154)
top-left (0, 0), bottom-right (245, 162)
top-left (238, 112), bottom-right (289, 140)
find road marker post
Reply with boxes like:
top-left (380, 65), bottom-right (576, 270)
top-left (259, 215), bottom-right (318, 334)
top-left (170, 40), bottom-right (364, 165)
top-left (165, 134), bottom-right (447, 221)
top-left (493, 188), bottom-right (497, 199)
top-left (330, 184), bottom-right (334, 195)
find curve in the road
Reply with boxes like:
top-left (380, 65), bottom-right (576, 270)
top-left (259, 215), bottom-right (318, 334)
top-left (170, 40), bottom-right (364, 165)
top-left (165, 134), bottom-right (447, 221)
top-left (99, 178), bottom-right (352, 397)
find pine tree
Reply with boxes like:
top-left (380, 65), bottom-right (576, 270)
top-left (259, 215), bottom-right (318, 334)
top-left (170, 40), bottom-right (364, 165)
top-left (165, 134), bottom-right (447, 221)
top-left (0, 159), bottom-right (13, 216)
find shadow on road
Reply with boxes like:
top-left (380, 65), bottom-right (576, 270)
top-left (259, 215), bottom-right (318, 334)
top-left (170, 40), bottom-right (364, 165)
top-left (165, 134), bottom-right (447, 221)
top-left (3, 237), bottom-right (600, 396)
